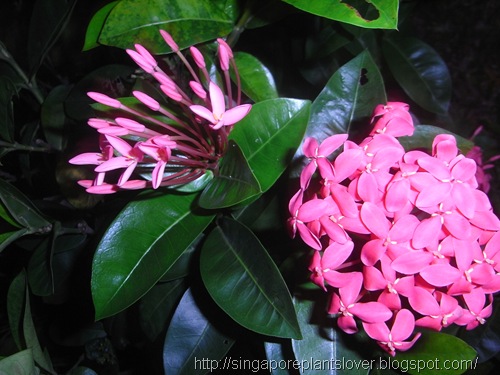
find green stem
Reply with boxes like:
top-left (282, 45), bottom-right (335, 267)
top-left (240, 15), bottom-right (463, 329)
top-left (226, 1), bottom-right (255, 47)
top-left (0, 43), bottom-right (44, 105)
top-left (0, 140), bottom-right (51, 153)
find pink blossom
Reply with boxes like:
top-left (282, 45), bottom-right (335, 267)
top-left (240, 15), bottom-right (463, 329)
top-left (329, 273), bottom-right (392, 334)
top-left (70, 31), bottom-right (251, 193)
top-left (289, 101), bottom-right (500, 355)
top-left (190, 82), bottom-right (251, 130)
top-left (363, 309), bottom-right (421, 356)
top-left (138, 135), bottom-right (177, 189)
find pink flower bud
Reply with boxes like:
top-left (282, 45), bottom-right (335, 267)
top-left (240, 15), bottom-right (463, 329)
top-left (88, 92), bottom-right (122, 108)
top-left (133, 90), bottom-right (160, 111)
top-left (189, 46), bottom-right (206, 68)
top-left (134, 44), bottom-right (157, 67)
top-left (189, 81), bottom-right (207, 99)
top-left (218, 42), bottom-right (230, 71)
top-left (126, 49), bottom-right (155, 73)
top-left (88, 118), bottom-right (111, 129)
top-left (153, 72), bottom-right (177, 90)
top-left (160, 29), bottom-right (179, 52)
top-left (160, 84), bottom-right (182, 102)
top-left (114, 117), bottom-right (146, 132)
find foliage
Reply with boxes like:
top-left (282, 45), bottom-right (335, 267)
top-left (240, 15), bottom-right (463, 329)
top-left (1, 0), bottom-right (499, 374)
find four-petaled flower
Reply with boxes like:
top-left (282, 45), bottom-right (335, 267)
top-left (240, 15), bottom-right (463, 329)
top-left (190, 82), bottom-right (251, 130)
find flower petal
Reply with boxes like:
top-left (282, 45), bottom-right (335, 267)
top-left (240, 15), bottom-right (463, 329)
top-left (209, 81), bottom-right (226, 117)
top-left (350, 302), bottom-right (392, 323)
top-left (190, 105), bottom-right (216, 124)
top-left (420, 264), bottom-right (461, 287)
top-left (408, 287), bottom-right (440, 316)
top-left (391, 250), bottom-right (433, 275)
top-left (360, 202), bottom-right (390, 239)
top-left (391, 309), bottom-right (415, 341)
top-left (222, 104), bottom-right (252, 126)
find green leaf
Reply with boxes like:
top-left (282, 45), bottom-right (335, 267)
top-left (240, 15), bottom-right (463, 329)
top-left (7, 270), bottom-right (27, 351)
top-left (0, 76), bottom-right (16, 143)
top-left (40, 85), bottom-right (72, 151)
top-left (27, 223), bottom-right (87, 297)
top-left (198, 140), bottom-right (261, 209)
top-left (139, 278), bottom-right (187, 341)
top-left (163, 288), bottom-right (234, 375)
top-left (281, 0), bottom-right (399, 29)
top-left (0, 179), bottom-right (51, 233)
top-left (99, 0), bottom-right (234, 53)
top-left (91, 192), bottom-right (214, 320)
top-left (82, 1), bottom-right (119, 51)
top-left (160, 233), bottom-right (203, 282)
top-left (292, 297), bottom-right (368, 375)
top-left (382, 35), bottom-right (452, 114)
top-left (0, 349), bottom-right (39, 375)
top-left (0, 229), bottom-right (29, 253)
top-left (173, 170), bottom-right (213, 193)
top-left (399, 125), bottom-right (475, 155)
top-left (232, 52), bottom-right (278, 102)
top-left (394, 330), bottom-right (477, 375)
top-left (7, 270), bottom-right (55, 374)
top-left (229, 98), bottom-right (310, 192)
top-left (200, 217), bottom-right (301, 339)
top-left (27, 0), bottom-right (77, 77)
top-left (305, 50), bottom-right (386, 143)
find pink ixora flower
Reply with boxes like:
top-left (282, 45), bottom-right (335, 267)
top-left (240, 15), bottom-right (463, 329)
top-left (70, 31), bottom-right (252, 193)
top-left (189, 81), bottom-right (251, 130)
top-left (289, 101), bottom-right (500, 355)
top-left (363, 309), bottom-right (421, 357)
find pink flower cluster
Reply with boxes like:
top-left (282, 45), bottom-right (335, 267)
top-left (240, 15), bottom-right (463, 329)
top-left (288, 102), bottom-right (500, 356)
top-left (70, 31), bottom-right (251, 194)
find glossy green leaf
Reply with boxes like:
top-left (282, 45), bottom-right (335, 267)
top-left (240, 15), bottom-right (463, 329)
top-left (139, 278), bottom-right (187, 341)
top-left (99, 0), bottom-right (233, 53)
top-left (0, 349), bottom-right (39, 375)
top-left (27, 0), bottom-right (76, 77)
top-left (41, 85), bottom-right (72, 151)
top-left (305, 50), bottom-right (386, 143)
top-left (292, 297), bottom-right (368, 375)
top-left (82, 1), bottom-right (119, 51)
top-left (229, 98), bottom-right (310, 192)
top-left (232, 52), bottom-right (278, 102)
top-left (394, 330), bottom-right (477, 375)
top-left (0, 229), bottom-right (29, 252)
top-left (281, 0), bottom-right (399, 29)
top-left (0, 76), bottom-right (16, 143)
top-left (0, 179), bottom-right (51, 233)
top-left (163, 288), bottom-right (234, 375)
top-left (91, 192), bottom-right (214, 320)
top-left (399, 125), bottom-right (475, 154)
top-left (200, 217), bottom-right (301, 339)
top-left (198, 140), bottom-right (261, 209)
top-left (383, 35), bottom-right (452, 114)
top-left (160, 233), bottom-right (203, 282)
top-left (173, 170), bottom-right (213, 193)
